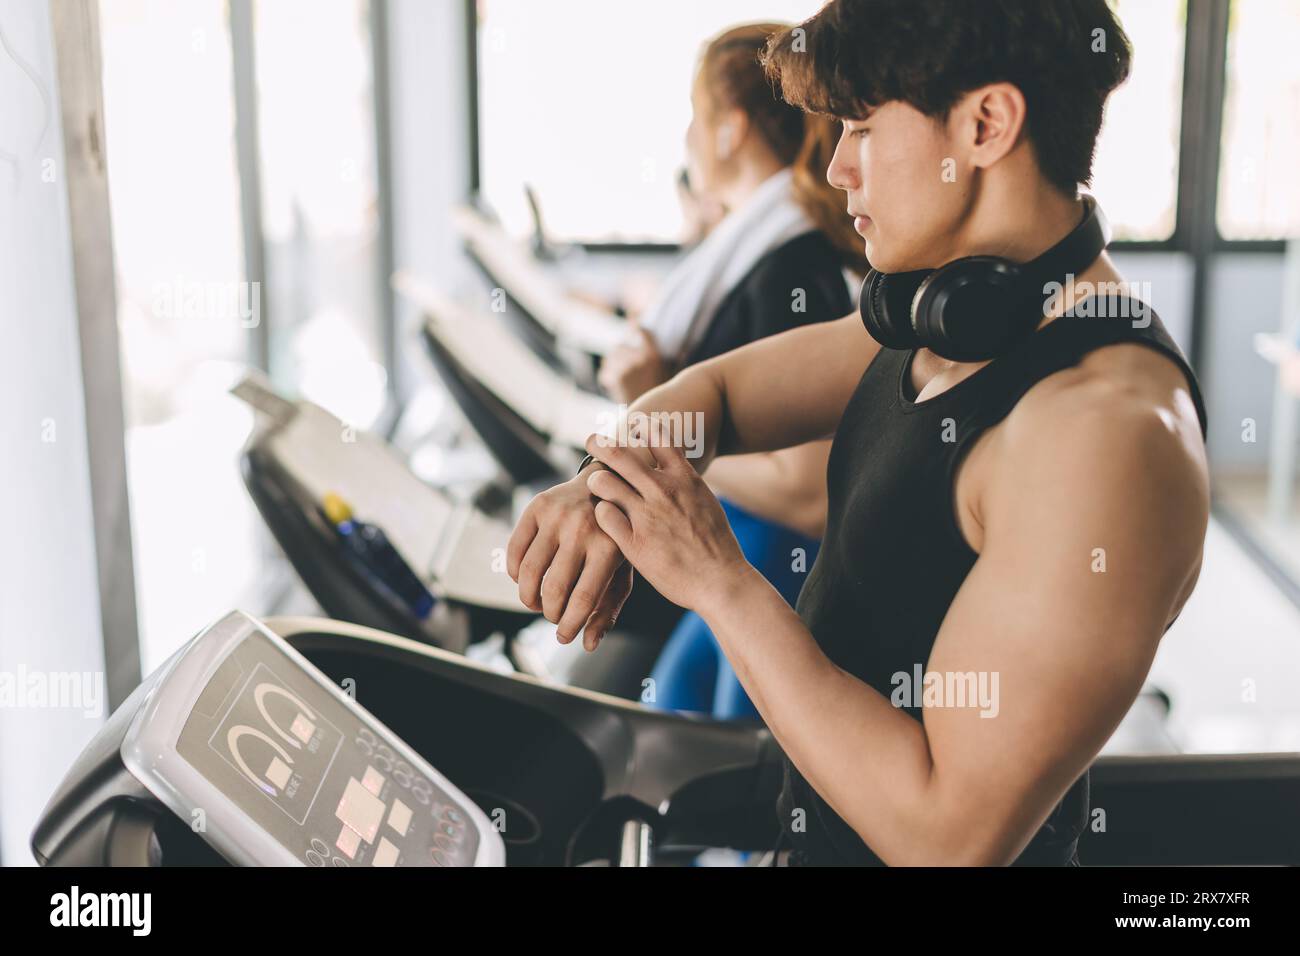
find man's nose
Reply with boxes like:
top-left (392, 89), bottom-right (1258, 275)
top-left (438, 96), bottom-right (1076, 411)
top-left (826, 138), bottom-right (858, 192)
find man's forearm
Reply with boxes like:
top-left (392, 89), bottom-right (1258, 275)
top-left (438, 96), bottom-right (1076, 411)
top-left (695, 569), bottom-right (960, 865)
top-left (620, 364), bottom-right (729, 472)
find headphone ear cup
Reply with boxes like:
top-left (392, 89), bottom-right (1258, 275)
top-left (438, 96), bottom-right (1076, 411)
top-left (859, 269), bottom-right (929, 350)
top-left (911, 257), bottom-right (1026, 362)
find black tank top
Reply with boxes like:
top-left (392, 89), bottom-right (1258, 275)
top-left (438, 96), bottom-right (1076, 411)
top-left (776, 297), bottom-right (1209, 866)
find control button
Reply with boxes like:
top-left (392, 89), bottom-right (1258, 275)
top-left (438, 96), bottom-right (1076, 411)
top-left (372, 837), bottom-right (400, 867)
top-left (332, 856), bottom-right (349, 867)
top-left (445, 809), bottom-right (463, 825)
top-left (362, 765), bottom-right (386, 797)
top-left (387, 799), bottom-right (412, 837)
top-left (311, 838), bottom-right (329, 855)
top-left (336, 824), bottom-right (361, 860)
top-left (440, 823), bottom-right (462, 841)
top-left (430, 849), bottom-right (448, 867)
top-left (305, 850), bottom-right (326, 867)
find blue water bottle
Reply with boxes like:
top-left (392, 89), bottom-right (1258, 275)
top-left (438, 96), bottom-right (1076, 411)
top-left (322, 492), bottom-right (435, 620)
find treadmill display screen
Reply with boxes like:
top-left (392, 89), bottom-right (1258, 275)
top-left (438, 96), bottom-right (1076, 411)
top-left (176, 630), bottom-right (479, 866)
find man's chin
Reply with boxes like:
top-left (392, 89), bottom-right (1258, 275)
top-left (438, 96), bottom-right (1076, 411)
top-left (866, 243), bottom-right (938, 276)
top-left (864, 243), bottom-right (906, 275)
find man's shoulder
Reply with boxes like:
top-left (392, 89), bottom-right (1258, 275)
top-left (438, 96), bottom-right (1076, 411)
top-left (992, 337), bottom-right (1208, 497)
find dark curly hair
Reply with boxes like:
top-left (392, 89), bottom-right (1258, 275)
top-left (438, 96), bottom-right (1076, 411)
top-left (760, 0), bottom-right (1133, 195)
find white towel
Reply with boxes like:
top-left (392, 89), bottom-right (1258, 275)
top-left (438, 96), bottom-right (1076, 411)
top-left (638, 168), bottom-right (814, 368)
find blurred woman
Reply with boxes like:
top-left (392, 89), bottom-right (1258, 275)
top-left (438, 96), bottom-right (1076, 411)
top-left (599, 23), bottom-right (866, 721)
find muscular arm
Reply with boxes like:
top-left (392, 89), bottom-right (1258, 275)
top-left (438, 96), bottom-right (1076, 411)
top-left (601, 369), bottom-right (1208, 864)
top-left (629, 311), bottom-right (873, 469)
top-left (702, 441), bottom-right (832, 539)
top-left (507, 311), bottom-right (871, 644)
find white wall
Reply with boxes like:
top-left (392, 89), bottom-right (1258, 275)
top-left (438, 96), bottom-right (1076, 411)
top-left (0, 0), bottom-right (108, 864)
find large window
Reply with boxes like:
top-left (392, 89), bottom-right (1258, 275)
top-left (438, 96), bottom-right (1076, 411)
top-left (476, 0), bottom-right (827, 244)
top-left (475, 0), bottom-right (1188, 245)
top-left (100, 0), bottom-right (259, 671)
top-left (254, 0), bottom-right (389, 428)
top-left (1090, 0), bottom-right (1187, 242)
top-left (99, 0), bottom-right (390, 669)
top-left (1204, 2), bottom-right (1300, 597)
top-left (1217, 0), bottom-right (1300, 240)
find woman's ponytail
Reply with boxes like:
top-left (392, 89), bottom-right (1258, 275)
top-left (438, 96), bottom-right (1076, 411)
top-left (791, 114), bottom-right (868, 278)
top-left (700, 24), bottom-right (867, 278)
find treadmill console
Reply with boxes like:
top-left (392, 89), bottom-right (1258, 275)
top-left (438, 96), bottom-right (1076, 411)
top-left (121, 611), bottom-right (503, 866)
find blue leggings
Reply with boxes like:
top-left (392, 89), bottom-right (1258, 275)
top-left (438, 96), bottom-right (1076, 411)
top-left (647, 498), bottom-right (818, 721)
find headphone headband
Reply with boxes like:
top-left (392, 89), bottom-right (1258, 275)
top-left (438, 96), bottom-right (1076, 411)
top-left (1010, 195), bottom-right (1111, 308)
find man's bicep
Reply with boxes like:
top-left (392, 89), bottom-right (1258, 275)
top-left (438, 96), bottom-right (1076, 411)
top-left (920, 531), bottom-right (1159, 862)
top-left (921, 412), bottom-right (1203, 861)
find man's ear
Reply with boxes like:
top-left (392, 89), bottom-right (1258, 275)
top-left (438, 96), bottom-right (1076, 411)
top-left (961, 82), bottom-right (1028, 172)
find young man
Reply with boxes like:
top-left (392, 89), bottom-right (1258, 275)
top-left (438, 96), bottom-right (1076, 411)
top-left (506, 0), bottom-right (1209, 865)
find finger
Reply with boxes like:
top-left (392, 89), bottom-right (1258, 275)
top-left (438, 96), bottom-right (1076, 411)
top-left (515, 531), bottom-right (558, 612)
top-left (540, 545), bottom-right (585, 626)
top-left (586, 468), bottom-right (643, 513)
top-left (506, 508), bottom-right (539, 581)
top-left (642, 417), bottom-right (692, 474)
top-left (556, 546), bottom-right (621, 642)
top-left (585, 432), bottom-right (659, 497)
top-left (593, 499), bottom-right (634, 553)
top-left (583, 561), bottom-right (634, 651)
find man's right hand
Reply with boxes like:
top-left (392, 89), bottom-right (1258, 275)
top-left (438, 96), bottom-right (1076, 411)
top-left (506, 463), bottom-right (633, 651)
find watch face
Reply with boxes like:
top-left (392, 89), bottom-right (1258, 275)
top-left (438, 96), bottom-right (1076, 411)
top-left (174, 627), bottom-right (481, 867)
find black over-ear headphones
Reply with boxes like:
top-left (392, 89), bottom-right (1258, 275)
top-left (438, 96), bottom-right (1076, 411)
top-left (858, 196), bottom-right (1111, 362)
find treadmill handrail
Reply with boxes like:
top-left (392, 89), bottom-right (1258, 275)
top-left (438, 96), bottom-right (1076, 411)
top-left (396, 271), bottom-right (616, 452)
top-left (450, 205), bottom-right (629, 356)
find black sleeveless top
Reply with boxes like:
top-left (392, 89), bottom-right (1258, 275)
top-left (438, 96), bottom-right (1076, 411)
top-left (776, 298), bottom-right (1209, 866)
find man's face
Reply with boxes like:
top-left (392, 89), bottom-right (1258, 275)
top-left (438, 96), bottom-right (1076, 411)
top-left (827, 100), bottom-right (972, 273)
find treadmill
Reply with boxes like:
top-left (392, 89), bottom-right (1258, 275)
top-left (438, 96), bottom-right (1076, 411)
top-left (450, 202), bottom-right (629, 363)
top-left (234, 376), bottom-right (533, 654)
top-left (31, 611), bottom-right (782, 867)
top-left (395, 272), bottom-right (617, 485)
top-left (31, 610), bottom-right (1300, 867)
top-left (234, 376), bottom-right (673, 698)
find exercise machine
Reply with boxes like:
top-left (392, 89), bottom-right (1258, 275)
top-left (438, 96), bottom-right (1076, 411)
top-left (32, 611), bottom-right (1300, 866)
top-left (32, 611), bottom-right (781, 867)
top-left (234, 376), bottom-right (531, 654)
